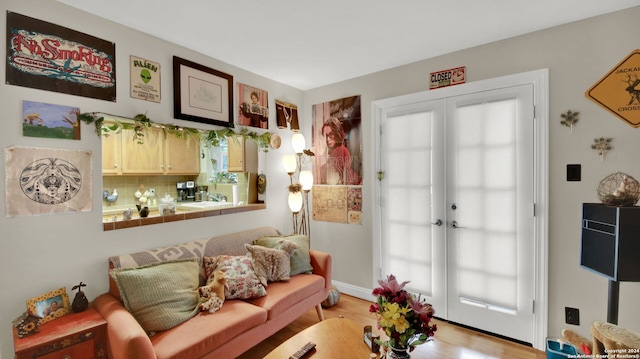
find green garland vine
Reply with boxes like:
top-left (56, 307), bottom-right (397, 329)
top-left (78, 112), bottom-right (272, 151)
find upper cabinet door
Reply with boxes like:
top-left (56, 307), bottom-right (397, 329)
top-left (165, 135), bottom-right (200, 174)
top-left (120, 127), bottom-right (164, 174)
top-left (227, 136), bottom-right (257, 173)
top-left (101, 129), bottom-right (122, 175)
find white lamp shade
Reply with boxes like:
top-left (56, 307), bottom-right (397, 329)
top-left (288, 191), bottom-right (303, 213)
top-left (291, 133), bottom-right (306, 154)
top-left (300, 170), bottom-right (314, 190)
top-left (282, 154), bottom-right (297, 174)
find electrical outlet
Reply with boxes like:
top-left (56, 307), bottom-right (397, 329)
top-left (149, 188), bottom-right (156, 196)
top-left (565, 307), bottom-right (580, 325)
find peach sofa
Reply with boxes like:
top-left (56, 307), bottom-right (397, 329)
top-left (93, 227), bottom-right (332, 359)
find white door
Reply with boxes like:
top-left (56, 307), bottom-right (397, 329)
top-left (375, 79), bottom-right (539, 345)
top-left (445, 85), bottom-right (535, 343)
top-left (378, 100), bottom-right (446, 313)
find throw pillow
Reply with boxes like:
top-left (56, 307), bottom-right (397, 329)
top-left (254, 235), bottom-right (313, 275)
top-left (203, 255), bottom-right (267, 300)
top-left (245, 243), bottom-right (296, 286)
top-left (109, 258), bottom-right (200, 333)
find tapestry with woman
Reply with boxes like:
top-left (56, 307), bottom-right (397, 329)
top-left (318, 117), bottom-right (361, 185)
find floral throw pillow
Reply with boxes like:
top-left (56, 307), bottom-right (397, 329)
top-left (203, 255), bottom-right (266, 300)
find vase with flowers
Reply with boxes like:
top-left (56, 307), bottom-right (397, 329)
top-left (370, 274), bottom-right (437, 358)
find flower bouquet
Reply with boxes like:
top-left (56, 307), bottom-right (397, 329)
top-left (370, 275), bottom-right (436, 357)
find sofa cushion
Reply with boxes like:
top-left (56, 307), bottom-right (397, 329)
top-left (245, 243), bottom-right (295, 286)
top-left (254, 235), bottom-right (313, 275)
top-left (247, 274), bottom-right (325, 320)
top-left (149, 300), bottom-right (267, 359)
top-left (203, 255), bottom-right (266, 299)
top-left (109, 258), bottom-right (200, 333)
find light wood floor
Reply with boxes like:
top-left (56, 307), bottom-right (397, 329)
top-left (238, 294), bottom-right (547, 359)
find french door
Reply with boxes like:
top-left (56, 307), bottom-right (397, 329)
top-left (374, 74), bottom-right (544, 345)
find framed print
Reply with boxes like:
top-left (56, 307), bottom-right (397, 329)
top-left (27, 287), bottom-right (70, 324)
top-left (173, 56), bottom-right (233, 127)
top-left (238, 82), bottom-right (268, 129)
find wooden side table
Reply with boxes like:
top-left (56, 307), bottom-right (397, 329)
top-left (13, 307), bottom-right (107, 359)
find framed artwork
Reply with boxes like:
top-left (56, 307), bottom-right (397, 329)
top-left (6, 12), bottom-right (116, 101)
top-left (22, 101), bottom-right (81, 140)
top-left (238, 83), bottom-right (268, 129)
top-left (130, 55), bottom-right (160, 103)
top-left (173, 56), bottom-right (233, 127)
top-left (27, 287), bottom-right (70, 324)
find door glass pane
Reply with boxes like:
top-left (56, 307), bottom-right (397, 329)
top-left (381, 111), bottom-right (434, 295)
top-left (454, 99), bottom-right (518, 310)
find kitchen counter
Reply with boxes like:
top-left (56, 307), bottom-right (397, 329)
top-left (102, 202), bottom-right (266, 231)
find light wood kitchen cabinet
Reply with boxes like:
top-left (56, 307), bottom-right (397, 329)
top-left (164, 135), bottom-right (200, 174)
top-left (101, 130), bottom-right (122, 175)
top-left (121, 127), bottom-right (164, 174)
top-left (227, 135), bottom-right (257, 173)
top-left (102, 126), bottom-right (200, 175)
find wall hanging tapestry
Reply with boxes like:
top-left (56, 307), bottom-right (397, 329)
top-left (5, 146), bottom-right (92, 217)
top-left (6, 11), bottom-right (116, 101)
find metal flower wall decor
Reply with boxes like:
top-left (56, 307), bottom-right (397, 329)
top-left (591, 137), bottom-right (613, 161)
top-left (560, 110), bottom-right (580, 134)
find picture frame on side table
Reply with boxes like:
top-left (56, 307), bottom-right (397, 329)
top-left (173, 56), bottom-right (233, 127)
top-left (26, 287), bottom-right (70, 324)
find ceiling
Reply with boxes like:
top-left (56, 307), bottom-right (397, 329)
top-left (58, 0), bottom-right (640, 90)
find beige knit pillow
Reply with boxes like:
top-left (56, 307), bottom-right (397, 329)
top-left (245, 242), bottom-right (297, 286)
top-left (109, 258), bottom-right (200, 333)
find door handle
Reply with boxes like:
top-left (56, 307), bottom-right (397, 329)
top-left (451, 221), bottom-right (467, 229)
top-left (432, 219), bottom-right (443, 226)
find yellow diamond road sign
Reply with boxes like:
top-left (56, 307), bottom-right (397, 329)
top-left (586, 49), bottom-right (640, 128)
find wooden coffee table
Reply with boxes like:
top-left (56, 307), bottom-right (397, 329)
top-left (264, 317), bottom-right (375, 358)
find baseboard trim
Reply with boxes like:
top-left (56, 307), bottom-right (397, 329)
top-left (332, 280), bottom-right (373, 302)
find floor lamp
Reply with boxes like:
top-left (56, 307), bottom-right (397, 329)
top-left (283, 133), bottom-right (314, 237)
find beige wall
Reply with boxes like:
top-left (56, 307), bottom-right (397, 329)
top-left (1, 1), bottom-right (639, 357)
top-left (0, 1), bottom-right (302, 358)
top-left (303, 5), bottom-right (640, 345)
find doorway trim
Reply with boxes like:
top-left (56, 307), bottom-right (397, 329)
top-left (371, 69), bottom-right (548, 350)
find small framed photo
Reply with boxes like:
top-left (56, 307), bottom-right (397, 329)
top-left (27, 287), bottom-right (70, 324)
top-left (173, 56), bottom-right (233, 127)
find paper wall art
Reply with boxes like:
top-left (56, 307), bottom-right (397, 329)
top-left (5, 146), bottom-right (92, 217)
top-left (22, 100), bottom-right (81, 140)
top-left (312, 185), bottom-right (348, 224)
top-left (238, 83), bottom-right (269, 129)
top-left (6, 12), bottom-right (116, 101)
top-left (130, 55), bottom-right (160, 103)
top-left (275, 99), bottom-right (299, 131)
